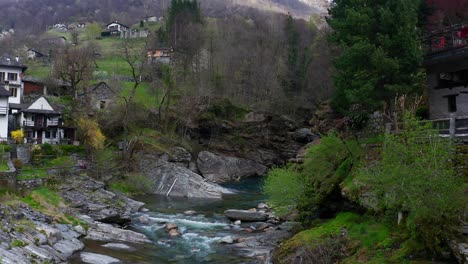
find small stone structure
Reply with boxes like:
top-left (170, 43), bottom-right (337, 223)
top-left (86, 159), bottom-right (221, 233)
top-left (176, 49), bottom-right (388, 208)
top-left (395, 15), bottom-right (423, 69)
top-left (0, 153), bottom-right (17, 190)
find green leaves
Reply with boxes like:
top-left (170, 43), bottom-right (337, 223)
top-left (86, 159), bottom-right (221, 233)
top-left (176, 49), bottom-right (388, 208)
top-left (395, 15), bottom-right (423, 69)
top-left (328, 0), bottom-right (424, 114)
top-left (356, 114), bottom-right (464, 251)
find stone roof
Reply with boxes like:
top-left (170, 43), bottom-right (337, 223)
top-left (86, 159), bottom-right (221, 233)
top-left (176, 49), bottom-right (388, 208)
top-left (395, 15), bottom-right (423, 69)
top-left (0, 87), bottom-right (9, 97)
top-left (0, 55), bottom-right (28, 71)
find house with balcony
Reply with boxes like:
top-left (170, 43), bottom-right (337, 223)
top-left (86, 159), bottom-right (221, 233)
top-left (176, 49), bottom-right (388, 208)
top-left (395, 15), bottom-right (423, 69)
top-left (424, 22), bottom-right (468, 137)
top-left (18, 96), bottom-right (75, 144)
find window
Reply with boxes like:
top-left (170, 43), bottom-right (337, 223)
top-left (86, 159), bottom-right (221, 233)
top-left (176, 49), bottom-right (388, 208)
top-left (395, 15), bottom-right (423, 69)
top-left (100, 101), bottom-right (106, 109)
top-left (447, 95), bottom-right (458, 113)
top-left (45, 131), bottom-right (51, 138)
top-left (7, 73), bottom-right (17, 81)
top-left (0, 72), bottom-right (4, 82)
top-left (10, 87), bottom-right (17, 97)
top-left (52, 130), bottom-right (57, 138)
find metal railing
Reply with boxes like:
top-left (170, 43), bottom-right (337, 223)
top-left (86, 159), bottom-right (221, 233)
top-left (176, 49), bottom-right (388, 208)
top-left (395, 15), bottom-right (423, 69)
top-left (385, 114), bottom-right (468, 138)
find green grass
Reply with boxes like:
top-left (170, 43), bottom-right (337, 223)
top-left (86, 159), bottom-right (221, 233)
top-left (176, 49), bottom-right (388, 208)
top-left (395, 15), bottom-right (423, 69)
top-left (22, 187), bottom-right (63, 210)
top-left (274, 212), bottom-right (419, 263)
top-left (120, 82), bottom-right (162, 108)
top-left (0, 160), bottom-right (9, 172)
top-left (25, 60), bottom-right (51, 78)
top-left (17, 165), bottom-right (50, 180)
top-left (95, 56), bottom-right (132, 77)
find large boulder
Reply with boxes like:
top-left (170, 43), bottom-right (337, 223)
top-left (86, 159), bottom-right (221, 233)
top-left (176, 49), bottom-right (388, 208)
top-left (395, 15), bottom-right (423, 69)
top-left (291, 128), bottom-right (318, 143)
top-left (224, 210), bottom-right (268, 222)
top-left (142, 161), bottom-right (232, 199)
top-left (86, 223), bottom-right (151, 244)
top-left (197, 151), bottom-right (267, 183)
top-left (59, 176), bottom-right (144, 224)
top-left (81, 252), bottom-right (121, 264)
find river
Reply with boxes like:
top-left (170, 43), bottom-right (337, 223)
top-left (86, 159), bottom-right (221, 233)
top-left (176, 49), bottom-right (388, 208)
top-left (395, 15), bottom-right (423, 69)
top-left (70, 178), bottom-right (271, 264)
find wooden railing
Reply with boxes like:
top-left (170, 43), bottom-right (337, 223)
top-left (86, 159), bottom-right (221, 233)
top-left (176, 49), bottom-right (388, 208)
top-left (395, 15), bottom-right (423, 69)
top-left (23, 119), bottom-right (60, 128)
top-left (0, 107), bottom-right (7, 115)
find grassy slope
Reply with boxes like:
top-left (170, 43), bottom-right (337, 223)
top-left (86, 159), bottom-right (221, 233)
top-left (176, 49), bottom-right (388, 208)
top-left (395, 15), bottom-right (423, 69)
top-left (274, 212), bottom-right (425, 264)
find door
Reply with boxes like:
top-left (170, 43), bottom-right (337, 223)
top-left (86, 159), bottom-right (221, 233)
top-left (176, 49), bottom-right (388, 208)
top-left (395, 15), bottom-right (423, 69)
top-left (35, 115), bottom-right (44, 128)
top-left (37, 131), bottom-right (42, 144)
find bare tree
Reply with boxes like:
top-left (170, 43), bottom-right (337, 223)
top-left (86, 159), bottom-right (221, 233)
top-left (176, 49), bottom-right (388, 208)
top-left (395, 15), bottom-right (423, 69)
top-left (52, 45), bottom-right (95, 99)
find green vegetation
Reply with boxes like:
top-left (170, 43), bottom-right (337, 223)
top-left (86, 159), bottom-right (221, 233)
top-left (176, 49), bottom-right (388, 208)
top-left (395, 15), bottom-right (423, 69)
top-left (263, 167), bottom-right (305, 215)
top-left (110, 173), bottom-right (152, 195)
top-left (0, 160), bottom-right (9, 172)
top-left (354, 114), bottom-right (464, 251)
top-left (9, 239), bottom-right (28, 248)
top-left (273, 212), bottom-right (424, 264)
top-left (328, 0), bottom-right (425, 116)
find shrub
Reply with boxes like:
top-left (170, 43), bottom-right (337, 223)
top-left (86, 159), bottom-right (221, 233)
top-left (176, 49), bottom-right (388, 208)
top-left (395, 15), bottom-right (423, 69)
top-left (10, 130), bottom-right (24, 144)
top-left (30, 145), bottom-right (43, 166)
top-left (111, 173), bottom-right (152, 195)
top-left (12, 159), bottom-right (23, 169)
top-left (355, 113), bottom-right (464, 252)
top-left (263, 167), bottom-right (305, 216)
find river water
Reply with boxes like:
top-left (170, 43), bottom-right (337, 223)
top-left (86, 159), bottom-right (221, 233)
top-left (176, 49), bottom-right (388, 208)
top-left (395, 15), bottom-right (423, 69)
top-left (71, 178), bottom-right (269, 264)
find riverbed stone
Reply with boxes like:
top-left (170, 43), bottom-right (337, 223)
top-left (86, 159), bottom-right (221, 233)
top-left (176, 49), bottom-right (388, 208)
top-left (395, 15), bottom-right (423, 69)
top-left (138, 215), bottom-right (151, 224)
top-left (86, 223), bottom-right (151, 244)
top-left (81, 252), bottom-right (121, 264)
top-left (257, 203), bottom-right (269, 209)
top-left (197, 151), bottom-right (267, 183)
top-left (225, 210), bottom-right (268, 222)
top-left (168, 229), bottom-right (181, 237)
top-left (102, 243), bottom-right (135, 251)
top-left (220, 236), bottom-right (234, 244)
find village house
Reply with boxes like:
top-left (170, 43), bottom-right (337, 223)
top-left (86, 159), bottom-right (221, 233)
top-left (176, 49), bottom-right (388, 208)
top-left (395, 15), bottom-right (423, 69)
top-left (425, 23), bottom-right (468, 120)
top-left (22, 76), bottom-right (71, 97)
top-left (52, 23), bottom-right (68, 32)
top-left (102, 21), bottom-right (129, 37)
top-left (17, 97), bottom-right (75, 144)
top-left (147, 48), bottom-right (174, 64)
top-left (78, 82), bottom-right (116, 113)
top-left (26, 49), bottom-right (47, 60)
top-left (143, 16), bottom-right (161, 23)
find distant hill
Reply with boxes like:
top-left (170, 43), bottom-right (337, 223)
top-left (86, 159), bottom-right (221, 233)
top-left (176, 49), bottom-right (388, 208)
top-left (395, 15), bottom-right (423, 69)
top-left (0, 0), bottom-right (329, 33)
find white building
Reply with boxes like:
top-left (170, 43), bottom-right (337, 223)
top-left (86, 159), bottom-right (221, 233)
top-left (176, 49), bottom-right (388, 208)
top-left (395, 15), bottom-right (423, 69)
top-left (20, 97), bottom-right (75, 144)
top-left (0, 87), bottom-right (9, 141)
top-left (106, 21), bottom-right (129, 33)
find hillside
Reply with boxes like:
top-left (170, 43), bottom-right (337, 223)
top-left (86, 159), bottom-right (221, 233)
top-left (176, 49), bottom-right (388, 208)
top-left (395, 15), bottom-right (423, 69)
top-left (0, 0), bottom-right (329, 33)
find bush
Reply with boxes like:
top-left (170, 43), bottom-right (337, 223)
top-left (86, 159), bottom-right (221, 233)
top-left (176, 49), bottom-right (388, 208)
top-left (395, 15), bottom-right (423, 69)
top-left (263, 167), bottom-right (305, 216)
top-left (11, 130), bottom-right (24, 144)
top-left (30, 145), bottom-right (43, 166)
top-left (355, 113), bottom-right (464, 252)
top-left (12, 159), bottom-right (23, 169)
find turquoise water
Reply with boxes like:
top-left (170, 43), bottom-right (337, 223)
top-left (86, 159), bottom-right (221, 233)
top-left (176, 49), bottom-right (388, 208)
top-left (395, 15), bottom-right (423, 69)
top-left (71, 178), bottom-right (269, 264)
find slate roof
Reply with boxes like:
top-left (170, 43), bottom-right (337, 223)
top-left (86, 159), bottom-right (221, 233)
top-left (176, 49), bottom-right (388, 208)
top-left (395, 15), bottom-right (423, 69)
top-left (0, 55), bottom-right (28, 71)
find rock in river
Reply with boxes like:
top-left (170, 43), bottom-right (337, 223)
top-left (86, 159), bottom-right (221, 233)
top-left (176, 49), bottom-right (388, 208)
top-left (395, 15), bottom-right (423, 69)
top-left (197, 151), bottom-right (267, 183)
top-left (225, 209), bottom-right (268, 222)
top-left (81, 252), bottom-right (121, 264)
top-left (140, 161), bottom-right (232, 199)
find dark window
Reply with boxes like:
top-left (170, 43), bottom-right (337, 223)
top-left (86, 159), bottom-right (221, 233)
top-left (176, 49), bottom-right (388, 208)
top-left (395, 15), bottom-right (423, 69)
top-left (52, 130), bottom-right (57, 138)
top-left (45, 131), bottom-right (51, 138)
top-left (447, 95), bottom-right (457, 113)
top-left (0, 72), bottom-right (5, 81)
top-left (7, 73), bottom-right (17, 81)
top-left (10, 87), bottom-right (17, 97)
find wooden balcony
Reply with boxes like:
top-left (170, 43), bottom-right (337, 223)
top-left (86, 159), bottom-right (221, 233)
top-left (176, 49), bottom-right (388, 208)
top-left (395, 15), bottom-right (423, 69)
top-left (23, 119), bottom-right (60, 128)
top-left (423, 23), bottom-right (468, 65)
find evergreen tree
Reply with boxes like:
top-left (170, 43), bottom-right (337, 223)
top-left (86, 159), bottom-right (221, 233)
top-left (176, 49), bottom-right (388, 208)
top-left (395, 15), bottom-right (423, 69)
top-left (328, 0), bottom-right (425, 116)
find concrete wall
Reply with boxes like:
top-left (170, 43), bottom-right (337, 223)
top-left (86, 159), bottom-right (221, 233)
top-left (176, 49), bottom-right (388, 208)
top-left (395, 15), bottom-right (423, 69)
top-left (428, 72), bottom-right (468, 119)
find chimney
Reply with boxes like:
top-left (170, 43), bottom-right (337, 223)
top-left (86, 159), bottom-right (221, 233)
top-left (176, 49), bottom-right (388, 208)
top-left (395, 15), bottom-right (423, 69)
top-left (15, 56), bottom-right (19, 62)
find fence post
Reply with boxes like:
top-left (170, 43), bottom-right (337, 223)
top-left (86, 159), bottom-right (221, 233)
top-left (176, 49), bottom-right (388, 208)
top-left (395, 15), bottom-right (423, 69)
top-left (449, 113), bottom-right (456, 138)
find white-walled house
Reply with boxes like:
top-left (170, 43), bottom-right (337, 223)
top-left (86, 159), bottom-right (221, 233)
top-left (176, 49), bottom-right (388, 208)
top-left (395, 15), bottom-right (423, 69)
top-left (0, 56), bottom-right (28, 105)
top-left (19, 97), bottom-right (75, 144)
top-left (0, 87), bottom-right (10, 141)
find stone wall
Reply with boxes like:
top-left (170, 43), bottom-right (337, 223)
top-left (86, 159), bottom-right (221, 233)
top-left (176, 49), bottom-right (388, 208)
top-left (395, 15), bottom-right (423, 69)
top-left (16, 178), bottom-right (48, 192)
top-left (0, 154), bottom-right (17, 190)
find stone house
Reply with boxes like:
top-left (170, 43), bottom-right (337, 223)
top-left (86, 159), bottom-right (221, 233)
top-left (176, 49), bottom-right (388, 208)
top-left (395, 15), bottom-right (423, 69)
top-left (147, 48), bottom-right (173, 64)
top-left (78, 82), bottom-right (116, 112)
top-left (425, 23), bottom-right (468, 119)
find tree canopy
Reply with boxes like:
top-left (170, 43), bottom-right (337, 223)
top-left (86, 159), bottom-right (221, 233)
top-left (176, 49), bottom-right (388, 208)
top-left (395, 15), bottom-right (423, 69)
top-left (328, 0), bottom-right (426, 116)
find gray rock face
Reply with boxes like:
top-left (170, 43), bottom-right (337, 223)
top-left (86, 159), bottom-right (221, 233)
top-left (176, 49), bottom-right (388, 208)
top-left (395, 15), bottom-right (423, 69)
top-left (141, 160), bottom-right (232, 199)
top-left (225, 210), bottom-right (268, 222)
top-left (197, 151), bottom-right (267, 183)
top-left (86, 223), bottom-right (151, 244)
top-left (168, 147), bottom-right (192, 164)
top-left (292, 128), bottom-right (317, 143)
top-left (60, 176), bottom-right (144, 224)
top-left (81, 252), bottom-right (121, 264)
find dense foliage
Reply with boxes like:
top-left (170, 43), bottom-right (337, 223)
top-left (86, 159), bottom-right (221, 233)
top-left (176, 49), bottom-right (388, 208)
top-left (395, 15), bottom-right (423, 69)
top-left (328, 0), bottom-right (425, 115)
top-left (355, 114), bottom-right (464, 252)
